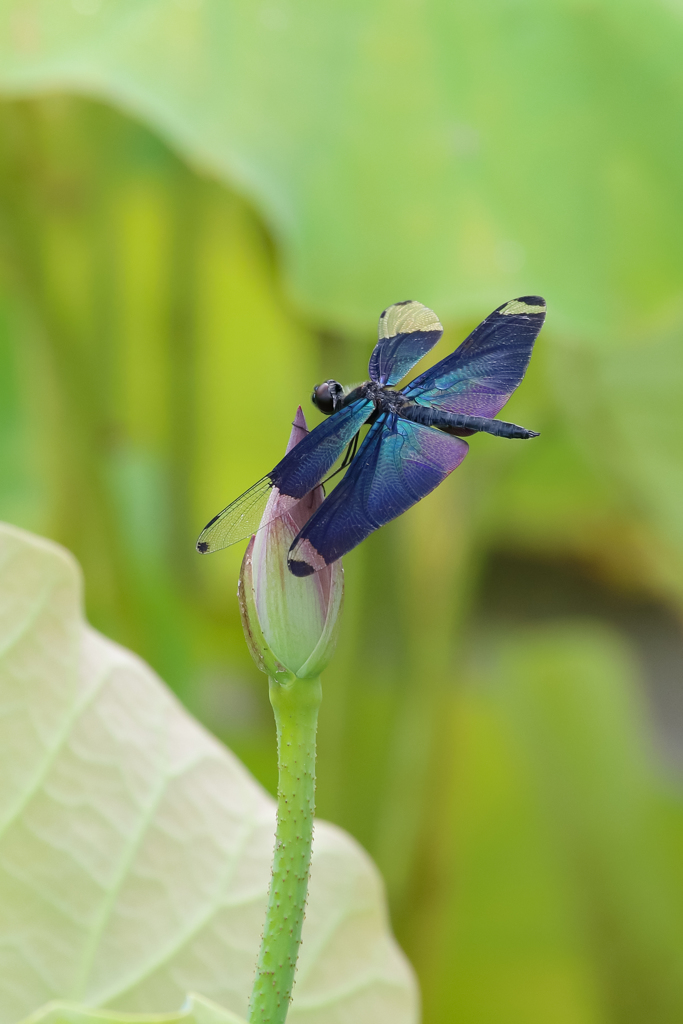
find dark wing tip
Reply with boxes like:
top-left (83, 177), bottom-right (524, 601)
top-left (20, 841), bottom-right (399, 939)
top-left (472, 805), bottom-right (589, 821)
top-left (498, 296), bottom-right (546, 318)
top-left (197, 540), bottom-right (210, 553)
top-left (288, 557), bottom-right (316, 577)
top-left (379, 299), bottom-right (414, 320)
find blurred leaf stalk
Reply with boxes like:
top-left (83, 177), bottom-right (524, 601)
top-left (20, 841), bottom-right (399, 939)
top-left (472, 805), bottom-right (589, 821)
top-left (239, 408), bottom-right (343, 1024)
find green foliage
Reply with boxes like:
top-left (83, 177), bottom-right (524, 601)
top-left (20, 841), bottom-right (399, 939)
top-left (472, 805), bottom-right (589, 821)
top-left (427, 623), bottom-right (683, 1024)
top-left (1, 2), bottom-right (683, 1021)
top-left (3, 0), bottom-right (683, 343)
top-left (0, 522), bottom-right (415, 1023)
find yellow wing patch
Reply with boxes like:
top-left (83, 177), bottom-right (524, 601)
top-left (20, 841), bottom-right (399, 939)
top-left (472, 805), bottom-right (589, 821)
top-left (499, 298), bottom-right (546, 316)
top-left (378, 300), bottom-right (443, 339)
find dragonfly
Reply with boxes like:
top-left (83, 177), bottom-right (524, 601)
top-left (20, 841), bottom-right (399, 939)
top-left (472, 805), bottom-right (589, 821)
top-left (197, 295), bottom-right (546, 576)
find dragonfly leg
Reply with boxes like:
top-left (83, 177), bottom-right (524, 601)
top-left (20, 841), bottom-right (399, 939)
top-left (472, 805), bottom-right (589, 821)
top-left (320, 430), bottom-right (361, 489)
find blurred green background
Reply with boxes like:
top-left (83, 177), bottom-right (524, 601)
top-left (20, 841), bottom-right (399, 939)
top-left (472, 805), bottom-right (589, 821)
top-left (2, 1), bottom-right (683, 1021)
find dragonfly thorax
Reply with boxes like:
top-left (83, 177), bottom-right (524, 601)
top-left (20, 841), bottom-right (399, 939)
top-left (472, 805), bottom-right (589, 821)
top-left (343, 380), bottom-right (407, 415)
top-left (313, 378), bottom-right (406, 417)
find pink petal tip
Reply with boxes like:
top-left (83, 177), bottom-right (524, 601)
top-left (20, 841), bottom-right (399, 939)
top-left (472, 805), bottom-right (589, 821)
top-left (286, 406), bottom-right (309, 453)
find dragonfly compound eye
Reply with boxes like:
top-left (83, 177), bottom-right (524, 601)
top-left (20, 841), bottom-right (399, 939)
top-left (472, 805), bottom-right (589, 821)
top-left (312, 380), bottom-right (341, 415)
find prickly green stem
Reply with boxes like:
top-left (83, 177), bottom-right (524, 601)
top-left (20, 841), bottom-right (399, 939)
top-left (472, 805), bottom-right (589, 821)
top-left (248, 674), bottom-right (322, 1024)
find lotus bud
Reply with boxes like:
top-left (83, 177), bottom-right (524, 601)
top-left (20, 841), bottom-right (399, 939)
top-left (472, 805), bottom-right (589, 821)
top-left (238, 407), bottom-right (343, 681)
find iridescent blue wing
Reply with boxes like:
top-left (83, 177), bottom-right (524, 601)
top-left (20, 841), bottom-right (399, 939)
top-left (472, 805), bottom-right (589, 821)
top-left (197, 398), bottom-right (373, 553)
top-left (288, 414), bottom-right (468, 575)
top-left (402, 296), bottom-right (546, 417)
top-left (369, 301), bottom-right (443, 386)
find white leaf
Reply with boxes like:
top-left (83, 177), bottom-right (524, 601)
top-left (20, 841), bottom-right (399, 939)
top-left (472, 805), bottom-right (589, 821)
top-left (19, 991), bottom-right (247, 1023)
top-left (0, 523), bottom-right (417, 1024)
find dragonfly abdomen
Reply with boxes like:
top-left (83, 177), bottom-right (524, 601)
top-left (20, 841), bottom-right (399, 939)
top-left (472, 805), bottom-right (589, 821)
top-left (399, 403), bottom-right (539, 439)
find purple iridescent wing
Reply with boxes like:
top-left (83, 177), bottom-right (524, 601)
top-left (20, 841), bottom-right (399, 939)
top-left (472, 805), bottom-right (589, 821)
top-left (197, 398), bottom-right (372, 553)
top-left (368, 301), bottom-right (443, 386)
top-left (402, 296), bottom-right (546, 417)
top-left (288, 413), bottom-right (468, 575)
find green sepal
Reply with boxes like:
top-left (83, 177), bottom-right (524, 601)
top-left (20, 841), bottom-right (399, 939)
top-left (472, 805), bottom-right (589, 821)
top-left (237, 536), bottom-right (296, 685)
top-left (296, 560), bottom-right (344, 679)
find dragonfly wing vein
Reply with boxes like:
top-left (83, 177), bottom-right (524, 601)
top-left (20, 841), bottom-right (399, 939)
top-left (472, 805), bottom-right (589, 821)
top-left (196, 398), bottom-right (373, 554)
top-left (402, 295), bottom-right (545, 417)
top-left (196, 477), bottom-right (279, 553)
top-left (288, 415), bottom-right (468, 575)
top-left (369, 301), bottom-right (443, 386)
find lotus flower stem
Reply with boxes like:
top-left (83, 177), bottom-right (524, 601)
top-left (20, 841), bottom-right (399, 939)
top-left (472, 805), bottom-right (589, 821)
top-left (248, 674), bottom-right (322, 1024)
top-left (239, 408), bottom-right (342, 1022)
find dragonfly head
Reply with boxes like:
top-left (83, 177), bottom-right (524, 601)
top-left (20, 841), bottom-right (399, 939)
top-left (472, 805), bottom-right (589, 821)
top-left (312, 379), bottom-right (343, 415)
